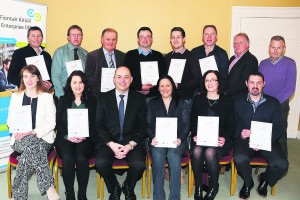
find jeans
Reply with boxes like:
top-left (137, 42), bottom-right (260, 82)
top-left (150, 142), bottom-right (186, 200)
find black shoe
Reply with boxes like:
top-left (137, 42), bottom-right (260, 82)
top-left (204, 184), bottom-right (219, 200)
top-left (78, 192), bottom-right (87, 200)
top-left (194, 185), bottom-right (203, 200)
top-left (65, 191), bottom-right (75, 200)
top-left (122, 182), bottom-right (136, 200)
top-left (239, 180), bottom-right (254, 199)
top-left (109, 185), bottom-right (121, 200)
top-left (257, 172), bottom-right (268, 198)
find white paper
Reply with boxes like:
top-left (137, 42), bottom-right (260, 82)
top-left (9, 105), bottom-right (32, 133)
top-left (155, 117), bottom-right (177, 148)
top-left (65, 60), bottom-right (83, 77)
top-left (140, 61), bottom-right (159, 85)
top-left (168, 59), bottom-right (186, 83)
top-left (250, 121), bottom-right (272, 151)
top-left (197, 116), bottom-right (219, 147)
top-left (101, 68), bottom-right (116, 92)
top-left (25, 55), bottom-right (50, 80)
top-left (68, 109), bottom-right (89, 137)
top-left (199, 55), bottom-right (218, 75)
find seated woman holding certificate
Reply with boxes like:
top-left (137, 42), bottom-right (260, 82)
top-left (147, 75), bottom-right (190, 200)
top-left (190, 70), bottom-right (235, 200)
top-left (7, 65), bottom-right (59, 200)
top-left (55, 70), bottom-right (96, 200)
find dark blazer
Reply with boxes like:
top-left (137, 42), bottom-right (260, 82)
top-left (55, 94), bottom-right (97, 143)
top-left (0, 68), bottom-right (15, 91)
top-left (8, 44), bottom-right (52, 87)
top-left (95, 89), bottom-right (147, 148)
top-left (226, 51), bottom-right (258, 99)
top-left (85, 47), bottom-right (125, 96)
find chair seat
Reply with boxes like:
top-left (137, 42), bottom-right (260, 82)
top-left (250, 156), bottom-right (268, 165)
top-left (9, 148), bottom-right (56, 165)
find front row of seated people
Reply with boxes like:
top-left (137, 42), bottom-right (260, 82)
top-left (7, 65), bottom-right (288, 200)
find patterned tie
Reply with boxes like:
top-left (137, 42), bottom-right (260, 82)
top-left (74, 48), bottom-right (79, 60)
top-left (119, 95), bottom-right (125, 141)
top-left (109, 53), bottom-right (115, 68)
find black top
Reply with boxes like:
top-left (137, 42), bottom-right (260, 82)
top-left (124, 49), bottom-right (167, 97)
top-left (22, 93), bottom-right (38, 129)
top-left (164, 50), bottom-right (202, 99)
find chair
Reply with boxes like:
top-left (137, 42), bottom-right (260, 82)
top-left (7, 148), bottom-right (56, 199)
top-left (99, 158), bottom-right (147, 200)
top-left (231, 156), bottom-right (276, 196)
top-left (147, 150), bottom-right (192, 198)
top-left (53, 154), bottom-right (101, 198)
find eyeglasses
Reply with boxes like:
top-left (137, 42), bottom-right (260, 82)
top-left (138, 35), bottom-right (152, 40)
top-left (205, 79), bottom-right (218, 83)
top-left (69, 34), bottom-right (82, 38)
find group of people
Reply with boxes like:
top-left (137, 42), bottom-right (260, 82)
top-left (5, 24), bottom-right (296, 200)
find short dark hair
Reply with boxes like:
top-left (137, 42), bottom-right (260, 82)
top-left (101, 28), bottom-right (118, 39)
top-left (67, 25), bottom-right (83, 36)
top-left (203, 25), bottom-right (217, 34)
top-left (64, 70), bottom-right (91, 102)
top-left (202, 70), bottom-right (225, 95)
top-left (170, 27), bottom-right (185, 38)
top-left (27, 26), bottom-right (43, 38)
top-left (270, 35), bottom-right (285, 44)
top-left (247, 71), bottom-right (265, 82)
top-left (137, 27), bottom-right (152, 37)
top-left (3, 58), bottom-right (11, 67)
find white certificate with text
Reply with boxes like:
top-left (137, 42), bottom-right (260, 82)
top-left (168, 59), bottom-right (186, 83)
top-left (9, 105), bottom-right (32, 133)
top-left (65, 60), bottom-right (83, 77)
top-left (155, 117), bottom-right (177, 148)
top-left (140, 61), bottom-right (159, 85)
top-left (68, 109), bottom-right (89, 137)
top-left (25, 55), bottom-right (50, 80)
top-left (101, 68), bottom-right (116, 92)
top-left (199, 55), bottom-right (218, 75)
top-left (197, 116), bottom-right (219, 147)
top-left (250, 121), bottom-right (272, 151)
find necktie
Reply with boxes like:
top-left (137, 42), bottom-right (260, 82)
top-left (109, 53), bottom-right (115, 68)
top-left (118, 95), bottom-right (125, 141)
top-left (74, 48), bottom-right (79, 60)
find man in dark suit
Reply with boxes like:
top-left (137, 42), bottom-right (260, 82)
top-left (226, 33), bottom-right (258, 99)
top-left (0, 58), bottom-right (16, 91)
top-left (95, 66), bottom-right (147, 200)
top-left (85, 28), bottom-right (125, 96)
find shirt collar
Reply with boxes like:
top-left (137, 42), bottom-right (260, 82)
top-left (247, 93), bottom-right (266, 111)
top-left (67, 43), bottom-right (80, 50)
top-left (115, 89), bottom-right (129, 97)
top-left (173, 47), bottom-right (186, 54)
top-left (137, 47), bottom-right (152, 56)
top-left (103, 47), bottom-right (114, 55)
top-left (235, 51), bottom-right (247, 59)
top-left (270, 55), bottom-right (284, 65)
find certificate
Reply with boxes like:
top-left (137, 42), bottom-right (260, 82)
top-left (199, 55), bottom-right (218, 75)
top-left (25, 55), bottom-right (50, 80)
top-left (250, 121), bottom-right (272, 151)
top-left (140, 61), bottom-right (159, 85)
top-left (65, 60), bottom-right (83, 77)
top-left (197, 116), bottom-right (219, 147)
top-left (8, 105), bottom-right (32, 133)
top-left (67, 109), bottom-right (89, 137)
top-left (168, 59), bottom-right (186, 83)
top-left (101, 68), bottom-right (116, 92)
top-left (155, 117), bottom-right (177, 148)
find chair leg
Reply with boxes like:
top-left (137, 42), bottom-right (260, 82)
top-left (188, 161), bottom-right (192, 197)
top-left (100, 177), bottom-right (104, 200)
top-left (230, 161), bottom-right (236, 196)
top-left (147, 164), bottom-right (151, 198)
top-left (271, 185), bottom-right (276, 196)
top-left (54, 160), bottom-right (59, 193)
top-left (142, 170), bottom-right (146, 197)
top-left (220, 165), bottom-right (226, 174)
top-left (97, 172), bottom-right (100, 199)
top-left (255, 167), bottom-right (260, 174)
top-left (7, 162), bottom-right (12, 199)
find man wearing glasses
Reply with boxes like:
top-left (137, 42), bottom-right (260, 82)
top-left (51, 25), bottom-right (88, 98)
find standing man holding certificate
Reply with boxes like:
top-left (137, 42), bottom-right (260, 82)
top-left (8, 26), bottom-right (52, 90)
top-left (85, 28), bottom-right (125, 96)
top-left (191, 25), bottom-right (229, 80)
top-left (95, 66), bottom-right (147, 200)
top-left (124, 27), bottom-right (166, 98)
top-left (165, 27), bottom-right (202, 108)
top-left (234, 72), bottom-right (288, 199)
top-left (51, 25), bottom-right (88, 99)
top-left (55, 71), bottom-right (96, 200)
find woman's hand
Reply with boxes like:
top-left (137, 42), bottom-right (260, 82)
top-left (14, 131), bottom-right (33, 140)
top-left (151, 137), bottom-right (158, 147)
top-left (193, 136), bottom-right (197, 142)
top-left (218, 137), bottom-right (225, 147)
top-left (67, 137), bottom-right (85, 143)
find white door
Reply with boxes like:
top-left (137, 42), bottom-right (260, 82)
top-left (231, 7), bottom-right (300, 139)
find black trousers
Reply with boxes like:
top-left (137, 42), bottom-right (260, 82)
top-left (233, 139), bottom-right (288, 187)
top-left (279, 100), bottom-right (289, 158)
top-left (96, 145), bottom-right (146, 193)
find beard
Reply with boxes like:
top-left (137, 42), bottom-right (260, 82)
top-left (250, 87), bottom-right (260, 96)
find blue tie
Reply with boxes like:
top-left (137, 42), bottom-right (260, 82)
top-left (119, 95), bottom-right (125, 141)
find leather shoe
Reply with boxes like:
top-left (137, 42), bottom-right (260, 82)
top-left (109, 185), bottom-right (121, 200)
top-left (122, 182), bottom-right (136, 200)
top-left (78, 192), bottom-right (88, 200)
top-left (65, 191), bottom-right (75, 200)
top-left (257, 172), bottom-right (268, 197)
top-left (239, 180), bottom-right (254, 199)
top-left (194, 185), bottom-right (203, 200)
top-left (204, 183), bottom-right (219, 200)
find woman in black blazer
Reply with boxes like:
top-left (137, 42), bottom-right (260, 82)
top-left (55, 71), bottom-right (96, 200)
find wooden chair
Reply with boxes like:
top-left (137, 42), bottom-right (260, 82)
top-left (7, 148), bottom-right (56, 199)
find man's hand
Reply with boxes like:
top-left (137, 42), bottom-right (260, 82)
top-left (174, 138), bottom-right (181, 147)
top-left (108, 142), bottom-right (126, 159)
top-left (142, 83), bottom-right (153, 91)
top-left (218, 137), bottom-right (225, 147)
top-left (193, 136), bottom-right (197, 142)
top-left (241, 129), bottom-right (251, 139)
top-left (151, 137), bottom-right (158, 147)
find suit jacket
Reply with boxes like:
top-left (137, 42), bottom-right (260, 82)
top-left (226, 51), bottom-right (258, 99)
top-left (0, 68), bottom-right (15, 92)
top-left (85, 47), bottom-right (125, 96)
top-left (95, 89), bottom-right (147, 148)
top-left (7, 91), bottom-right (56, 144)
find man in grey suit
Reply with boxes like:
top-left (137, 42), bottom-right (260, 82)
top-left (85, 28), bottom-right (125, 96)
